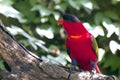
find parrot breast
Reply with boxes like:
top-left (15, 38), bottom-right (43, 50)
top-left (66, 33), bottom-right (97, 71)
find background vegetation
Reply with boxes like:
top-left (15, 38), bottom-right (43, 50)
top-left (0, 0), bottom-right (120, 79)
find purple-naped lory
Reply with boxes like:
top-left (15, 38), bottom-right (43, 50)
top-left (57, 14), bottom-right (100, 73)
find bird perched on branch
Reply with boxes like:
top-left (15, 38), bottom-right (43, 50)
top-left (57, 14), bottom-right (100, 77)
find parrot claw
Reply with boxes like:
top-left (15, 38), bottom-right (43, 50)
top-left (67, 71), bottom-right (76, 80)
top-left (67, 66), bottom-right (77, 80)
top-left (67, 73), bottom-right (71, 80)
top-left (89, 69), bottom-right (96, 80)
top-left (91, 69), bottom-right (96, 74)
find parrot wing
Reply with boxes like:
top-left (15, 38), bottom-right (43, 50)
top-left (91, 36), bottom-right (99, 58)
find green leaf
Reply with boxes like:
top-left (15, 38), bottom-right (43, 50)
top-left (111, 0), bottom-right (120, 4)
top-left (32, 5), bottom-right (52, 17)
top-left (41, 54), bottom-right (67, 65)
top-left (53, 12), bottom-right (60, 20)
top-left (0, 0), bottom-right (13, 5)
top-left (55, 3), bottom-right (67, 13)
top-left (81, 0), bottom-right (93, 14)
top-left (104, 11), bottom-right (119, 20)
top-left (53, 0), bottom-right (61, 4)
top-left (8, 25), bottom-right (48, 51)
top-left (83, 7), bottom-right (92, 14)
top-left (31, 5), bottom-right (43, 11)
top-left (13, 0), bottom-right (36, 22)
top-left (40, 9), bottom-right (52, 17)
top-left (68, 0), bottom-right (81, 10)
top-left (29, 0), bottom-right (37, 6)
top-left (109, 40), bottom-right (120, 54)
top-left (0, 5), bottom-right (26, 23)
top-left (94, 13), bottom-right (105, 24)
top-left (94, 12), bottom-right (112, 25)
top-left (103, 54), bottom-right (120, 71)
top-left (82, 1), bottom-right (93, 10)
top-left (39, 24), bottom-right (50, 29)
top-left (91, 0), bottom-right (100, 9)
top-left (36, 27), bottom-right (54, 39)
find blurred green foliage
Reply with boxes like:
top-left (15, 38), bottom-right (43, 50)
top-left (0, 0), bottom-right (120, 79)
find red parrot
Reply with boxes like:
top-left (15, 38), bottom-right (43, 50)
top-left (57, 14), bottom-right (100, 73)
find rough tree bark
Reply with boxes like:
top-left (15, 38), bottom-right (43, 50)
top-left (0, 21), bottom-right (117, 80)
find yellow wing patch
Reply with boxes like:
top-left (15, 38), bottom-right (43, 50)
top-left (91, 36), bottom-right (99, 58)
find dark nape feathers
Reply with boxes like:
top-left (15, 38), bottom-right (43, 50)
top-left (62, 14), bottom-right (80, 23)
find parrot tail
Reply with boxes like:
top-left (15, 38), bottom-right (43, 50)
top-left (96, 65), bottom-right (101, 73)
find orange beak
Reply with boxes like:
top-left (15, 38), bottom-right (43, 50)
top-left (57, 18), bottom-right (63, 25)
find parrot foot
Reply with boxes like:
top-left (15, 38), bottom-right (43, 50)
top-left (67, 68), bottom-right (77, 80)
top-left (67, 59), bottom-right (78, 80)
top-left (91, 69), bottom-right (96, 74)
top-left (90, 73), bottom-right (94, 80)
top-left (67, 73), bottom-right (71, 80)
top-left (67, 67), bottom-right (81, 80)
top-left (67, 70), bottom-right (76, 80)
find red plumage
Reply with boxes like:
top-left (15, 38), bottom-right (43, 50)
top-left (59, 19), bottom-right (100, 73)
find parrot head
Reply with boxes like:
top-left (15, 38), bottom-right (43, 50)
top-left (58, 14), bottom-right (88, 37)
top-left (57, 14), bottom-right (80, 25)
